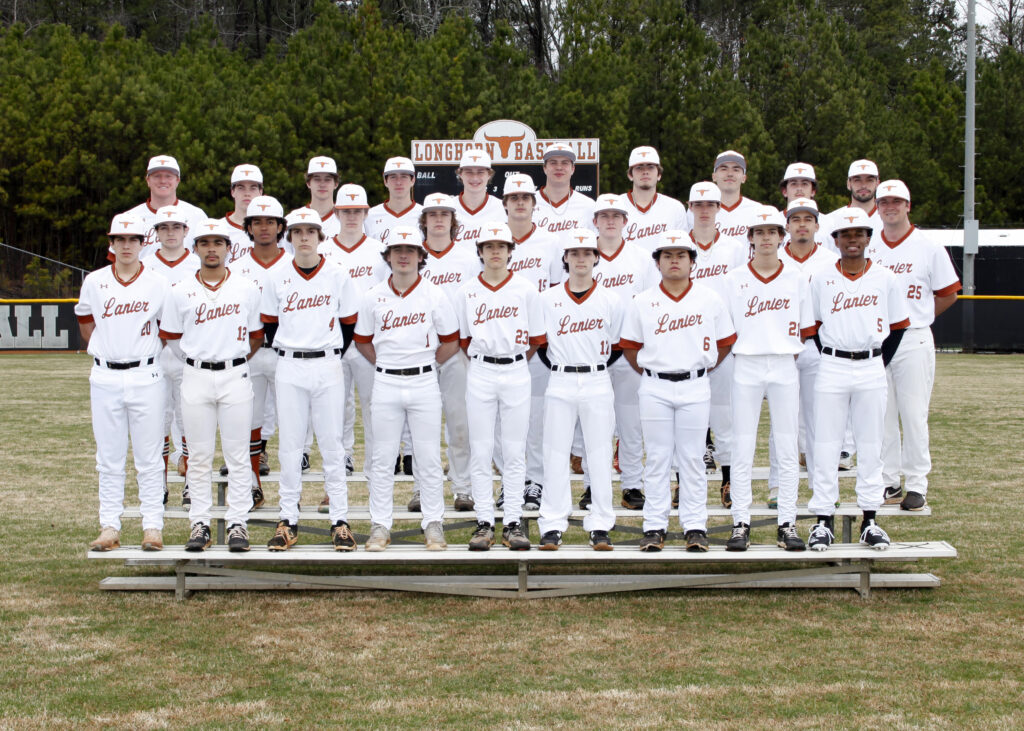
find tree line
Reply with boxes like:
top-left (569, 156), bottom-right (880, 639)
top-left (1, 0), bottom-right (1021, 295)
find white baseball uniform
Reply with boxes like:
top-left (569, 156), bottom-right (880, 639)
top-left (354, 275), bottom-right (460, 530)
top-left (123, 199), bottom-right (207, 258)
top-left (621, 281), bottom-right (736, 533)
top-left (76, 264), bottom-right (169, 533)
top-left (457, 272), bottom-right (544, 526)
top-left (365, 202), bottom-right (424, 247)
top-left (160, 270), bottom-right (263, 529)
top-left (866, 226), bottom-right (961, 497)
top-left (453, 193), bottom-right (506, 249)
top-left (621, 192), bottom-right (689, 251)
top-left (261, 256), bottom-right (359, 526)
top-left (724, 261), bottom-right (814, 527)
top-left (216, 215), bottom-right (253, 264)
top-left (807, 261), bottom-right (910, 515)
top-left (533, 190), bottom-right (596, 240)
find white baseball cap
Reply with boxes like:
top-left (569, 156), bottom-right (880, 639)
top-left (147, 155), bottom-right (180, 176)
top-left (830, 207), bottom-right (874, 235)
top-left (543, 143), bottom-right (577, 163)
top-left (107, 213), bottom-right (147, 238)
top-left (476, 221), bottom-right (514, 246)
top-left (848, 159), bottom-right (880, 178)
top-left (503, 173), bottom-right (538, 197)
top-left (421, 193), bottom-right (457, 213)
top-left (782, 163), bottom-right (816, 182)
top-left (457, 149), bottom-right (492, 169)
top-left (335, 183), bottom-right (369, 209)
top-left (153, 205), bottom-right (189, 226)
top-left (748, 205), bottom-right (786, 231)
top-left (876, 179), bottom-right (911, 203)
top-left (593, 193), bottom-right (629, 216)
top-left (192, 218), bottom-right (233, 243)
top-left (307, 156), bottom-right (338, 176)
top-left (383, 157), bottom-right (415, 176)
top-left (562, 228), bottom-right (598, 252)
top-left (688, 181), bottom-right (722, 204)
top-left (286, 207), bottom-right (323, 230)
top-left (652, 229), bottom-right (697, 256)
top-left (246, 195), bottom-right (285, 220)
top-left (385, 225), bottom-right (426, 250)
top-left (785, 197), bottom-right (820, 219)
top-left (231, 164), bottom-right (263, 185)
top-left (628, 146), bottom-right (660, 168)
top-left (714, 150), bottom-right (746, 172)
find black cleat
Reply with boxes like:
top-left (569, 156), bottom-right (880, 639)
top-left (219, 463), bottom-right (229, 476)
top-left (267, 521), bottom-right (298, 551)
top-left (639, 529), bottom-right (666, 552)
top-left (227, 523), bottom-right (250, 552)
top-left (538, 530), bottom-right (562, 550)
top-left (181, 484), bottom-right (191, 508)
top-left (900, 491), bottom-right (927, 511)
top-left (523, 481), bottom-right (543, 511)
top-left (402, 455), bottom-right (413, 475)
top-left (332, 521), bottom-right (357, 551)
top-left (684, 529), bottom-right (709, 552)
top-left (589, 530), bottom-right (613, 551)
top-left (468, 522), bottom-right (495, 551)
top-left (882, 485), bottom-right (903, 504)
top-left (301, 453), bottom-right (311, 472)
top-left (808, 518), bottom-right (835, 552)
top-left (250, 485), bottom-right (265, 511)
top-left (725, 523), bottom-right (750, 552)
top-left (620, 488), bottom-right (645, 510)
top-left (502, 521), bottom-right (530, 550)
top-left (185, 522), bottom-right (211, 552)
top-left (777, 522), bottom-right (806, 551)
top-left (859, 519), bottom-right (890, 550)
top-left (578, 486), bottom-right (592, 510)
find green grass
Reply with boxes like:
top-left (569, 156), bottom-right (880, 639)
top-left (0, 352), bottom-right (1021, 729)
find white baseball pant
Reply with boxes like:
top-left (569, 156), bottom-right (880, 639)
top-left (181, 363), bottom-right (254, 527)
top-left (808, 355), bottom-right (887, 516)
top-left (159, 348), bottom-right (185, 463)
top-left (768, 343), bottom-right (819, 493)
top-left (708, 353), bottom-right (734, 466)
top-left (526, 355), bottom-right (550, 485)
top-left (90, 362), bottom-right (166, 531)
top-left (882, 327), bottom-right (935, 495)
top-left (341, 346), bottom-right (376, 473)
top-left (538, 370), bottom-right (616, 534)
top-left (579, 357), bottom-right (644, 493)
top-left (438, 352), bottom-right (472, 495)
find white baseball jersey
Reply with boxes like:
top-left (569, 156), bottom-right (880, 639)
top-left (147, 250), bottom-right (200, 286)
top-left (453, 194), bottom-right (507, 248)
top-left (809, 261), bottom-right (910, 351)
top-left (781, 242), bottom-right (839, 279)
top-left (723, 261), bottom-right (815, 356)
top-left (354, 275), bottom-right (460, 369)
top-left (315, 208), bottom-right (341, 241)
top-left (710, 196), bottom-right (761, 239)
top-left (533, 189), bottom-right (596, 240)
top-left (421, 243), bottom-right (482, 306)
top-left (594, 239), bottom-right (659, 297)
top-left (691, 232), bottom-right (749, 300)
top-left (318, 234), bottom-right (387, 293)
top-left (365, 202), bottom-right (424, 247)
top-left (124, 198), bottom-right (207, 257)
top-left (457, 273), bottom-right (544, 356)
top-left (535, 282), bottom-right (623, 365)
top-left (509, 225), bottom-right (563, 292)
top-left (216, 214), bottom-right (253, 263)
top-left (621, 192), bottom-right (689, 251)
top-left (159, 270), bottom-right (263, 360)
top-left (75, 265), bottom-right (168, 361)
top-left (261, 257), bottom-right (359, 351)
top-left (620, 281), bottom-right (736, 373)
top-left (228, 248), bottom-right (293, 295)
top-left (865, 226), bottom-right (961, 328)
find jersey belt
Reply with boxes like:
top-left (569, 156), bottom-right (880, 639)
top-left (185, 357), bottom-right (247, 370)
top-left (821, 346), bottom-right (882, 361)
top-left (274, 348), bottom-right (343, 359)
top-left (473, 354), bottom-right (525, 365)
top-left (376, 364), bottom-right (434, 376)
top-left (550, 364), bottom-right (606, 373)
top-left (93, 356), bottom-right (156, 370)
top-left (643, 367), bottom-right (706, 382)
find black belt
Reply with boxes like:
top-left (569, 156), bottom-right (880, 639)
top-left (643, 367), bottom-right (706, 382)
top-left (376, 365), bottom-right (434, 376)
top-left (261, 342), bottom-right (273, 349)
top-left (475, 354), bottom-right (525, 365)
top-left (94, 356), bottom-right (155, 370)
top-left (275, 348), bottom-right (342, 359)
top-left (822, 347), bottom-right (881, 361)
top-left (551, 364), bottom-right (606, 373)
top-left (185, 357), bottom-right (247, 371)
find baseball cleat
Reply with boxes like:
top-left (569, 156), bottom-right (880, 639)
top-left (900, 491), bottom-right (927, 511)
top-left (838, 451), bottom-right (854, 471)
top-left (767, 487), bottom-right (779, 509)
top-left (424, 521), bottom-right (447, 551)
top-left (365, 524), bottom-right (390, 552)
top-left (882, 485), bottom-right (904, 504)
top-left (344, 455), bottom-right (354, 476)
top-left (301, 452), bottom-right (311, 472)
top-left (502, 522), bottom-right (531, 550)
top-left (725, 523), bottom-right (750, 552)
top-left (612, 440), bottom-right (621, 473)
top-left (453, 493), bottom-right (475, 511)
top-left (227, 523), bottom-right (250, 552)
top-left (219, 463), bottom-right (229, 476)
top-left (523, 481), bottom-right (543, 511)
top-left (468, 522), bottom-right (495, 551)
top-left (798, 453), bottom-right (806, 468)
top-left (394, 456), bottom-right (403, 475)
top-left (578, 486), bottom-right (592, 510)
top-left (672, 485), bottom-right (679, 510)
top-left (538, 530), bottom-right (562, 550)
top-left (331, 521), bottom-right (357, 552)
top-left (720, 481), bottom-right (732, 509)
top-left (703, 445), bottom-right (716, 473)
top-left (776, 522), bottom-right (806, 551)
top-left (185, 522), bottom-right (212, 552)
top-left (589, 530), bottom-right (613, 551)
top-left (163, 483), bottom-right (169, 506)
top-left (250, 485), bottom-right (265, 511)
top-left (141, 529), bottom-right (163, 552)
top-left (494, 487), bottom-right (505, 509)
top-left (639, 529), bottom-right (665, 552)
top-left (318, 495), bottom-right (330, 514)
top-left (570, 455), bottom-right (583, 474)
top-left (859, 519), bottom-right (890, 550)
top-left (807, 520), bottom-right (835, 552)
top-left (620, 488), bottom-right (645, 510)
top-left (402, 455), bottom-right (413, 475)
top-left (181, 484), bottom-right (191, 507)
top-left (407, 491), bottom-right (421, 512)
top-left (267, 521), bottom-right (297, 551)
top-left (89, 526), bottom-right (120, 552)
top-left (684, 530), bottom-right (709, 552)
top-left (259, 451), bottom-right (270, 476)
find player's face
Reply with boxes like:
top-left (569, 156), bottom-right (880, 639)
top-left (386, 245), bottom-right (421, 274)
top-left (479, 241), bottom-right (511, 269)
top-left (712, 162), bottom-right (745, 194)
top-left (307, 173), bottom-right (339, 200)
top-left (786, 212), bottom-right (819, 244)
top-left (248, 216), bottom-right (284, 245)
top-left (748, 225), bottom-right (783, 254)
top-left (288, 224), bottom-right (321, 255)
top-left (503, 193), bottom-right (535, 221)
top-left (543, 156), bottom-right (574, 185)
top-left (848, 174), bottom-right (879, 203)
top-left (384, 172), bottom-right (414, 199)
top-left (109, 235), bottom-right (143, 264)
top-left (689, 200), bottom-right (720, 227)
top-left (425, 209), bottom-right (453, 237)
top-left (835, 228), bottom-right (871, 260)
top-left (628, 163), bottom-right (661, 191)
top-left (195, 237), bottom-right (229, 268)
top-left (334, 207), bottom-right (367, 234)
top-left (657, 249), bottom-right (693, 281)
top-left (231, 181), bottom-right (262, 211)
top-left (594, 210), bottom-right (626, 239)
top-left (563, 248), bottom-right (598, 277)
top-left (147, 171), bottom-right (179, 199)
top-left (458, 166), bottom-right (491, 193)
top-left (154, 222), bottom-right (187, 249)
top-left (876, 196), bottom-right (910, 224)
top-left (783, 178), bottom-right (814, 200)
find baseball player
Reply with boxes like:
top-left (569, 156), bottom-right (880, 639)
top-left (319, 183), bottom-right (386, 502)
top-left (148, 205), bottom-right (200, 494)
top-left (366, 157), bottom-right (423, 247)
top-left (218, 164), bottom-right (263, 263)
top-left (456, 222), bottom-right (543, 551)
top-left (868, 180), bottom-right (960, 511)
top-left (452, 149), bottom-right (506, 248)
top-left (690, 150), bottom-right (761, 239)
top-left (260, 208), bottom-right (360, 551)
top-left (778, 163), bottom-right (836, 252)
top-left (159, 219), bottom-right (264, 553)
top-left (533, 143), bottom-right (596, 239)
top-left (620, 230), bottom-right (736, 552)
top-left (805, 208), bottom-right (910, 551)
top-left (304, 155), bottom-right (341, 242)
top-left (121, 155), bottom-right (206, 259)
top-left (688, 181), bottom-right (748, 506)
top-left (353, 226), bottom-right (461, 551)
top-left (502, 172), bottom-right (563, 509)
top-left (620, 145), bottom-right (689, 251)
top-left (535, 229), bottom-right (623, 550)
top-left (822, 159), bottom-right (884, 240)
top-left (226, 195), bottom-right (292, 506)
top-left (79, 213), bottom-right (170, 552)
top-left (722, 206), bottom-right (814, 551)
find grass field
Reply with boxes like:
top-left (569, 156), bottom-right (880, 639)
top-left (0, 352), bottom-right (1021, 729)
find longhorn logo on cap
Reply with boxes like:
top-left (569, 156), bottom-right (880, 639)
top-left (639, 151), bottom-right (650, 158)
top-left (845, 216), bottom-right (857, 223)
top-left (258, 203), bottom-right (270, 211)
top-left (398, 231), bottom-right (411, 240)
top-left (667, 236), bottom-right (682, 243)
top-left (120, 221), bottom-right (131, 229)
top-left (205, 224), bottom-right (217, 230)
top-left (514, 180), bottom-right (524, 188)
top-left (575, 235), bottom-right (588, 244)
top-left (696, 188), bottom-right (708, 196)
top-left (163, 211), bottom-right (173, 217)
top-left (346, 193), bottom-right (358, 200)
top-left (298, 212), bottom-right (310, 219)
top-left (489, 228), bottom-right (502, 235)
top-left (242, 169), bottom-right (252, 176)
top-left (758, 214), bottom-right (770, 221)
top-left (859, 164), bottom-right (869, 171)
top-left (317, 161), bottom-right (328, 168)
top-left (159, 158), bottom-right (167, 166)
top-left (883, 184), bottom-right (896, 192)
top-left (393, 161), bottom-right (405, 168)
top-left (469, 154), bottom-right (481, 162)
